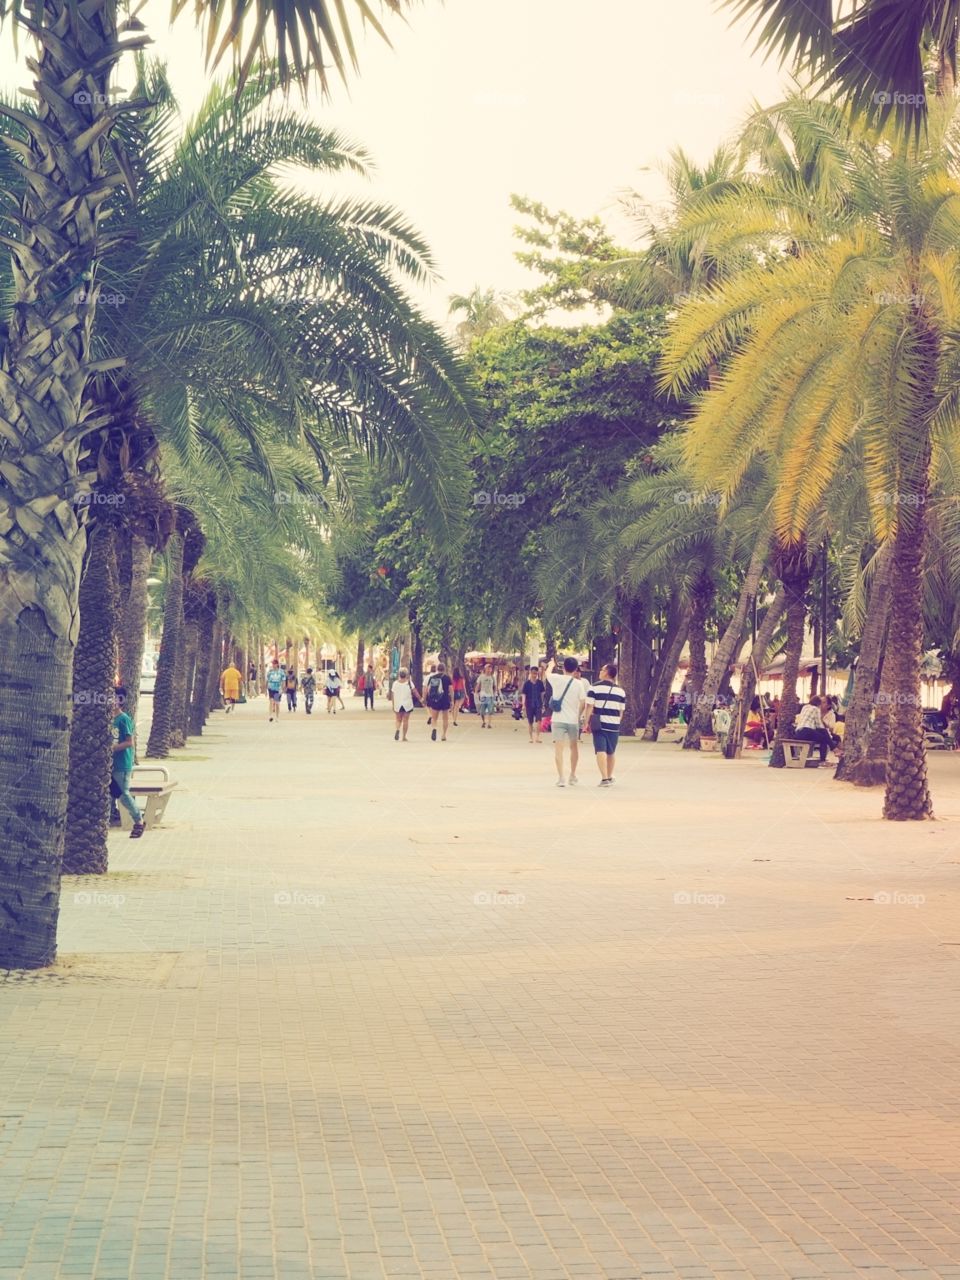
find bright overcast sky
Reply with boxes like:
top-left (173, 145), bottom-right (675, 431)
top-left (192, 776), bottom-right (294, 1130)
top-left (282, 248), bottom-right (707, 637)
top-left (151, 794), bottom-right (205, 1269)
top-left (0, 0), bottom-right (790, 327)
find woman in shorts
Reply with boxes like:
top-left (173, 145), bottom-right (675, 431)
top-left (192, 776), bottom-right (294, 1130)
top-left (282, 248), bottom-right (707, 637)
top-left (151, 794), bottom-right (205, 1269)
top-left (451, 668), bottom-right (466, 726)
top-left (390, 668), bottom-right (420, 741)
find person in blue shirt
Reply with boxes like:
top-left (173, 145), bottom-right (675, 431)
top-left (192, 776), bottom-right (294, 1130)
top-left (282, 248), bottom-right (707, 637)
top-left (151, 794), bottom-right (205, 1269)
top-left (112, 687), bottom-right (144, 838)
top-left (265, 659), bottom-right (285, 722)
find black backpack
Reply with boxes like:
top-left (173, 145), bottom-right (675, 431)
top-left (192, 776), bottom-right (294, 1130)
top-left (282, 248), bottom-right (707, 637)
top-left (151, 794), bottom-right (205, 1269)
top-left (426, 674), bottom-right (445, 708)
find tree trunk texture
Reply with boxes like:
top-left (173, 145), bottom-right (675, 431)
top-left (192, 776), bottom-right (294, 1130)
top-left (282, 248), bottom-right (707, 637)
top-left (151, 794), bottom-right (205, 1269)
top-left (189, 592), bottom-right (216, 737)
top-left (647, 602), bottom-right (692, 739)
top-left (769, 546), bottom-right (811, 768)
top-left (883, 436), bottom-right (933, 819)
top-left (412, 624), bottom-right (424, 692)
top-left (724, 586), bottom-right (786, 759)
top-left (117, 533), bottom-right (151, 726)
top-left (62, 525), bottom-right (118, 875)
top-left (179, 621), bottom-right (199, 742)
top-left (684, 539), bottom-right (768, 749)
top-left (834, 551), bottom-right (891, 782)
top-left (208, 620), bottom-right (224, 712)
top-left (633, 615), bottom-right (657, 731)
top-left (146, 534), bottom-right (184, 758)
top-left (167, 583), bottom-right (189, 750)
top-left (354, 634), bottom-right (364, 693)
top-left (685, 572), bottom-right (714, 724)
top-left (0, 0), bottom-right (147, 968)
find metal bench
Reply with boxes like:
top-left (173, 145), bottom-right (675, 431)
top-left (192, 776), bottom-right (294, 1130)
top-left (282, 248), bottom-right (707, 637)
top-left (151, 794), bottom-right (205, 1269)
top-left (118, 765), bottom-right (178, 829)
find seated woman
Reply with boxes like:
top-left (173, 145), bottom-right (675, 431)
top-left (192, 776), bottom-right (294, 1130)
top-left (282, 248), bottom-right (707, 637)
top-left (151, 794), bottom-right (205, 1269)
top-left (820, 696), bottom-right (841, 752)
top-left (744, 697), bottom-right (766, 747)
top-left (794, 694), bottom-right (833, 762)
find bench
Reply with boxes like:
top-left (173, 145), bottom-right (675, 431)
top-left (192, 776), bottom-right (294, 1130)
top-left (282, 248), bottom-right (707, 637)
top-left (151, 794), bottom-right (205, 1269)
top-left (118, 765), bottom-right (178, 829)
top-left (781, 739), bottom-right (818, 769)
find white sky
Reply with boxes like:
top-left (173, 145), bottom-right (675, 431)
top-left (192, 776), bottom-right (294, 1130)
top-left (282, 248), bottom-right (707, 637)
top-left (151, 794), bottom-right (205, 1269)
top-left (0, 0), bottom-right (790, 327)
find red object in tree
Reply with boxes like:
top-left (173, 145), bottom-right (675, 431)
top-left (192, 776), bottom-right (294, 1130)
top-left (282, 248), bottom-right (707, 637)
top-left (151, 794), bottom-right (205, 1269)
top-left (377, 566), bottom-right (388, 577)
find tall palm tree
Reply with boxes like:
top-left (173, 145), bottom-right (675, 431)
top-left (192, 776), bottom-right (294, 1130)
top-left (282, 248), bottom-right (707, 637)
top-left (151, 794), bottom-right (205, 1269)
top-left (448, 287), bottom-right (511, 346)
top-left (0, 2), bottom-right (423, 967)
top-left (662, 95), bottom-right (960, 817)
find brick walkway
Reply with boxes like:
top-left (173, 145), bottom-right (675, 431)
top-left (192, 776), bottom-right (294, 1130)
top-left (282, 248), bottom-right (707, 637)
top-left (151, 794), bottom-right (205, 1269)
top-left (3, 699), bottom-right (960, 1279)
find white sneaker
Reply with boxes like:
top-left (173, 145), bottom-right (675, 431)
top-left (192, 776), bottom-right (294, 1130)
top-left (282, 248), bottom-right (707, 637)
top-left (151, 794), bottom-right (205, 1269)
top-left (569, 776), bottom-right (578, 786)
top-left (555, 779), bottom-right (565, 788)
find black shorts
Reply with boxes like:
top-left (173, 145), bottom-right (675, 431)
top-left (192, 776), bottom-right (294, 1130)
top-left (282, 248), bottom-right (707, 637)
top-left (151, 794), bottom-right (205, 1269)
top-left (269, 690), bottom-right (281, 702)
top-left (429, 698), bottom-right (451, 713)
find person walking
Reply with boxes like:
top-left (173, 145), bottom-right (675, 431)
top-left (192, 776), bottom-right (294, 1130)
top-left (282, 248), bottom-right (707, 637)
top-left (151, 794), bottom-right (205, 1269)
top-left (111, 686), bottom-right (145, 838)
top-left (300, 667), bottom-right (317, 714)
top-left (584, 662), bottom-right (626, 786)
top-left (451, 668), bottom-right (466, 726)
top-left (284, 666), bottom-right (298, 713)
top-left (390, 668), bottom-right (421, 740)
top-left (220, 660), bottom-right (243, 713)
top-left (545, 657), bottom-right (587, 787)
top-left (363, 663), bottom-right (376, 710)
top-left (424, 662), bottom-right (453, 741)
top-left (521, 665), bottom-right (546, 743)
top-left (324, 667), bottom-right (343, 714)
top-left (475, 663), bottom-right (497, 729)
top-left (265, 659), bottom-right (284, 722)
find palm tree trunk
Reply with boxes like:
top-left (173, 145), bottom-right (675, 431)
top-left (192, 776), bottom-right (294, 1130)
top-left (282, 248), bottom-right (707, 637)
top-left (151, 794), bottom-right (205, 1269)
top-left (0, 0), bottom-right (147, 968)
top-left (354, 634), bottom-right (364, 694)
top-left (883, 441), bottom-right (934, 819)
top-left (412, 623), bottom-right (424, 691)
top-left (686, 571), bottom-right (714, 724)
top-left (207, 619), bottom-right (224, 712)
top-left (644, 598), bottom-right (691, 739)
top-left (146, 533), bottom-right (184, 758)
top-left (724, 586), bottom-right (786, 759)
top-left (768, 546), bottom-right (811, 768)
top-left (189, 592), bottom-right (216, 737)
top-left (684, 538), bottom-right (768, 749)
top-left (117, 533), bottom-right (151, 726)
top-left (835, 551), bottom-right (891, 781)
top-left (179, 621), bottom-right (199, 741)
top-left (63, 526), bottom-right (119, 875)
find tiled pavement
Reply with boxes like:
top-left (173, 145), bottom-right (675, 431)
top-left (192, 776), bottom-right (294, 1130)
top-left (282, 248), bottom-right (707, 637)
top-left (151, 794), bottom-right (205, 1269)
top-left (3, 700), bottom-right (960, 1279)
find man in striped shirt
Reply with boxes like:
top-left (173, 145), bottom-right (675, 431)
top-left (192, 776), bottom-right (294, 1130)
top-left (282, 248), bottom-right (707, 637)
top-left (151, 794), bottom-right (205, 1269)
top-left (585, 663), bottom-right (627, 786)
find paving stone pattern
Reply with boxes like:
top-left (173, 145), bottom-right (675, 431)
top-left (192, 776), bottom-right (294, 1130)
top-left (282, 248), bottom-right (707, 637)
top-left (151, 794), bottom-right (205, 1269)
top-left (2, 700), bottom-right (960, 1278)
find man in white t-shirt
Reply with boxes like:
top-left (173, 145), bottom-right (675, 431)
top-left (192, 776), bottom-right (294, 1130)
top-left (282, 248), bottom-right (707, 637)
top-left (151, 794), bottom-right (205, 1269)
top-left (545, 657), bottom-right (587, 787)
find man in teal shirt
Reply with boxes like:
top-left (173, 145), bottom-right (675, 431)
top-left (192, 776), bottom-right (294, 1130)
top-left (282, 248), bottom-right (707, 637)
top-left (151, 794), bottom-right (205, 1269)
top-left (112, 687), bottom-right (144, 837)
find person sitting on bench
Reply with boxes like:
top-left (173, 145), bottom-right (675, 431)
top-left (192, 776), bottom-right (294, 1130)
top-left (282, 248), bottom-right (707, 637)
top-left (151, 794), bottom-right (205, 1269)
top-left (793, 694), bottom-right (833, 763)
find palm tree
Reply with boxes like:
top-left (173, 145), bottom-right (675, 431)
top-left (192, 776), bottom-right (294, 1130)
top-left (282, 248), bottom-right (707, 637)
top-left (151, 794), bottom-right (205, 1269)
top-left (0, 2), bottom-right (419, 966)
top-left (448, 287), bottom-right (511, 346)
top-left (723, 0), bottom-right (958, 129)
top-left (662, 95), bottom-right (960, 817)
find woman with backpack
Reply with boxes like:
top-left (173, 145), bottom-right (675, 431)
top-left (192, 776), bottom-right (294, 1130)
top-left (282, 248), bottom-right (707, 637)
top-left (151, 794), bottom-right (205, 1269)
top-left (425, 662), bottom-right (453, 741)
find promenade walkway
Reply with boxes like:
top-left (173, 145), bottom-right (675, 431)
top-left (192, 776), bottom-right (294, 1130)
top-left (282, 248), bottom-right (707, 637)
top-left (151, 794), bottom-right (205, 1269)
top-left (2, 698), bottom-right (960, 1279)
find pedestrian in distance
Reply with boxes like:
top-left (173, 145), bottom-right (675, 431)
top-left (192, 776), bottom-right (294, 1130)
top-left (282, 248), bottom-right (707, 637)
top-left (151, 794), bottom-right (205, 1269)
top-left (475, 663), bottom-right (497, 729)
top-left (390, 668), bottom-right (421, 740)
top-left (521, 665), bottom-right (546, 743)
top-left (111, 686), bottom-right (145, 837)
top-left (300, 667), bottom-right (317, 714)
top-left (584, 662), bottom-right (626, 786)
top-left (451, 668), bottom-right (467, 726)
top-left (545, 657), bottom-right (587, 787)
top-left (220, 660), bottom-right (242, 713)
top-left (284, 666), bottom-right (298, 712)
top-left (425, 663), bottom-right (453, 741)
top-left (265, 659), bottom-right (284, 722)
top-left (363, 663), bottom-right (376, 710)
top-left (324, 667), bottom-right (343, 713)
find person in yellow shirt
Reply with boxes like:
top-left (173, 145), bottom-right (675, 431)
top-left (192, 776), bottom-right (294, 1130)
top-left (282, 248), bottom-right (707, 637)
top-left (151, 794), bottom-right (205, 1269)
top-left (220, 662), bottom-right (242, 713)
